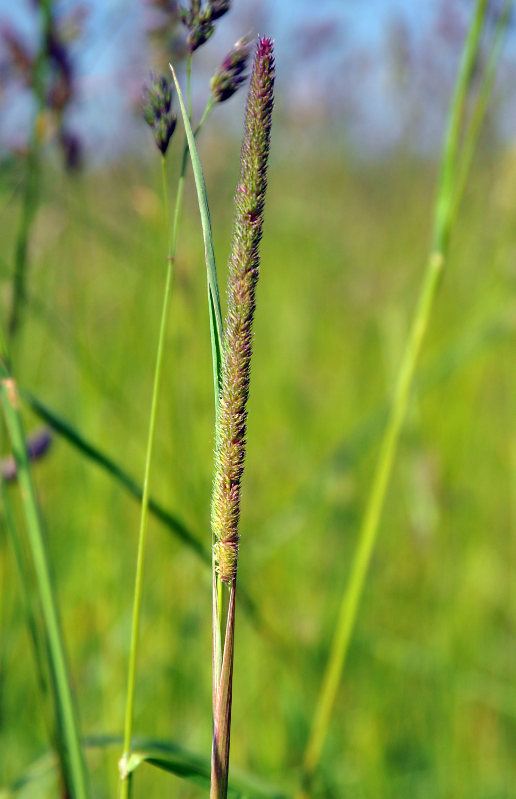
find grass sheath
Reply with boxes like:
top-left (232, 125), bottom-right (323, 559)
top-left (300, 0), bottom-right (498, 791)
top-left (209, 37), bottom-right (275, 799)
top-left (0, 334), bottom-right (90, 799)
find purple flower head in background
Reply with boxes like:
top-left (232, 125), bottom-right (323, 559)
top-left (142, 72), bottom-right (177, 155)
top-left (1, 429), bottom-right (53, 483)
top-left (180, 0), bottom-right (231, 52)
top-left (208, 0), bottom-right (231, 21)
top-left (211, 35), bottom-right (251, 103)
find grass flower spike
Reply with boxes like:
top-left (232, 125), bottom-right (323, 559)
top-left (211, 36), bottom-right (251, 104)
top-left (209, 36), bottom-right (274, 799)
top-left (211, 35), bottom-right (275, 584)
top-left (180, 0), bottom-right (231, 53)
top-left (143, 73), bottom-right (177, 155)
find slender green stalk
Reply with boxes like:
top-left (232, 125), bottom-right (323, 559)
top-left (301, 0), bottom-right (491, 791)
top-left (120, 74), bottom-right (215, 798)
top-left (186, 53), bottom-right (193, 119)
top-left (170, 65), bottom-right (224, 405)
top-left (1, 480), bottom-right (51, 728)
top-left (211, 580), bottom-right (236, 799)
top-left (24, 389), bottom-right (208, 561)
top-left (449, 0), bottom-right (514, 227)
top-left (0, 334), bottom-right (90, 799)
top-left (120, 156), bottom-right (174, 799)
top-left (9, 0), bottom-right (53, 340)
top-left (17, 388), bottom-right (274, 642)
top-left (170, 64), bottom-right (227, 700)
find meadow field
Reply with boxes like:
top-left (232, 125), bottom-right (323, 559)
top-left (0, 3), bottom-right (515, 798)
top-left (1, 134), bottom-right (514, 797)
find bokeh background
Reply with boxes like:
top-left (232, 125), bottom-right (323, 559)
top-left (0, 1), bottom-right (515, 797)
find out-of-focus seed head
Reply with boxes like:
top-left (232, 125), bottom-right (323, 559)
top-left (0, 26), bottom-right (34, 85)
top-left (1, 428), bottom-right (53, 483)
top-left (59, 129), bottom-right (83, 171)
top-left (211, 35), bottom-right (250, 103)
top-left (142, 72), bottom-right (177, 154)
top-left (208, 0), bottom-right (231, 21)
top-left (180, 0), bottom-right (230, 52)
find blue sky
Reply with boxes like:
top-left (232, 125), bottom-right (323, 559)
top-left (1, 0), bottom-right (515, 161)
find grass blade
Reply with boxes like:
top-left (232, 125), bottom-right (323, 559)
top-left (22, 389), bottom-right (209, 563)
top-left (169, 60), bottom-right (226, 726)
top-left (301, 0), bottom-right (492, 790)
top-left (108, 737), bottom-right (288, 798)
top-left (4, 736), bottom-right (290, 799)
top-left (0, 345), bottom-right (90, 799)
top-left (20, 389), bottom-right (283, 644)
top-left (449, 0), bottom-right (515, 226)
top-left (169, 63), bottom-right (224, 405)
top-left (1, 480), bottom-right (51, 715)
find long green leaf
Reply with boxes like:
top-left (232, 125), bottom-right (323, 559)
top-left (109, 736), bottom-right (287, 798)
top-left (19, 388), bottom-right (282, 645)
top-left (1, 480), bottom-right (51, 715)
top-left (4, 736), bottom-right (289, 799)
top-left (169, 64), bottom-right (224, 405)
top-left (301, 0), bottom-right (492, 789)
top-left (0, 348), bottom-right (90, 799)
top-left (169, 62), bottom-right (227, 716)
top-left (22, 389), bottom-right (209, 564)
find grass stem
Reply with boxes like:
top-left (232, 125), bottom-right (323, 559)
top-left (120, 68), bottom-right (215, 796)
top-left (8, 0), bottom-right (53, 341)
top-left (119, 154), bottom-right (174, 798)
top-left (0, 338), bottom-right (90, 799)
top-left (301, 0), bottom-right (492, 790)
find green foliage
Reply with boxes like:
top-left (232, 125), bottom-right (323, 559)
top-left (0, 10), bottom-right (515, 791)
top-left (1, 138), bottom-right (514, 797)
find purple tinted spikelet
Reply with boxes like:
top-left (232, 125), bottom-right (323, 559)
top-left (207, 0), bottom-right (231, 20)
top-left (211, 37), bottom-right (275, 583)
top-left (142, 72), bottom-right (177, 154)
top-left (180, 0), bottom-right (230, 52)
top-left (211, 36), bottom-right (251, 103)
top-left (1, 428), bottom-right (53, 483)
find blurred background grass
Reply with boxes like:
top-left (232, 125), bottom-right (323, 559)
top-left (1, 1), bottom-right (516, 797)
top-left (1, 140), bottom-right (515, 797)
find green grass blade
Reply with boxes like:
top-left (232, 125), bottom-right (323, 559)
top-left (22, 389), bottom-right (209, 564)
top-left (169, 61), bottom-right (226, 710)
top-left (1, 480), bottom-right (50, 711)
top-left (0, 355), bottom-right (90, 799)
top-left (123, 742), bottom-right (288, 798)
top-left (8, 1), bottom-right (53, 340)
top-left (142, 752), bottom-right (288, 799)
top-left (432, 0), bottom-right (488, 253)
top-left (169, 63), bottom-right (224, 404)
top-left (301, 0), bottom-right (492, 790)
top-left (5, 736), bottom-right (290, 799)
top-left (20, 389), bottom-right (283, 644)
top-left (449, 0), bottom-right (514, 226)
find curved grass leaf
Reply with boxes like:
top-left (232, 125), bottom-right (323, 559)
top-left (169, 63), bottom-right (224, 407)
top-left (302, 0), bottom-right (497, 787)
top-left (104, 735), bottom-right (289, 799)
top-left (18, 389), bottom-right (282, 645)
top-left (22, 389), bottom-right (209, 564)
top-left (1, 736), bottom-right (289, 799)
top-left (0, 347), bottom-right (90, 799)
